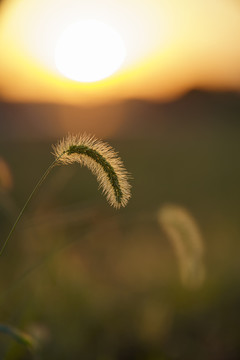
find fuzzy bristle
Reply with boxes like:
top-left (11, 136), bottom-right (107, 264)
top-left (52, 134), bottom-right (131, 208)
top-left (158, 204), bottom-right (205, 288)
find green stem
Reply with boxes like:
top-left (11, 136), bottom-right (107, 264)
top-left (0, 324), bottom-right (34, 347)
top-left (0, 154), bottom-right (64, 256)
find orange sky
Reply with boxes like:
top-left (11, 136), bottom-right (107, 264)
top-left (0, 0), bottom-right (240, 104)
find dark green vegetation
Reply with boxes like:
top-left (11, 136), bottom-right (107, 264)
top-left (0, 107), bottom-right (240, 359)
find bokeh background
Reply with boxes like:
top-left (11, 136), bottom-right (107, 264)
top-left (0, 0), bottom-right (240, 359)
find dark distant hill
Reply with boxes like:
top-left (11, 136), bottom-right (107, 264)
top-left (0, 89), bottom-right (239, 140)
top-left (118, 89), bottom-right (240, 137)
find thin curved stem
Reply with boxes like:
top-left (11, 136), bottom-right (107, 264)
top-left (0, 154), bottom-right (64, 256)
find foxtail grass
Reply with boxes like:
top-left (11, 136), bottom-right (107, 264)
top-left (53, 134), bottom-right (131, 208)
top-left (0, 134), bottom-right (131, 256)
top-left (158, 204), bottom-right (205, 288)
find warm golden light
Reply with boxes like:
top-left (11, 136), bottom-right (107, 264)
top-left (54, 20), bottom-right (126, 82)
top-left (0, 0), bottom-right (240, 103)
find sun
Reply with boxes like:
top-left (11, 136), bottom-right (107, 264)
top-left (54, 20), bottom-right (126, 83)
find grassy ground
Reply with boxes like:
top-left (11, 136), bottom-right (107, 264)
top-left (0, 126), bottom-right (239, 359)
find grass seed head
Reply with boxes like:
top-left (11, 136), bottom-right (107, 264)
top-left (158, 204), bottom-right (205, 288)
top-left (52, 133), bottom-right (131, 208)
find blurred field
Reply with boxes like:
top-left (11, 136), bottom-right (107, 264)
top-left (0, 95), bottom-right (240, 359)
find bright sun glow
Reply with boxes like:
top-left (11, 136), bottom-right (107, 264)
top-left (54, 20), bottom-right (126, 82)
top-left (1, 0), bottom-right (239, 103)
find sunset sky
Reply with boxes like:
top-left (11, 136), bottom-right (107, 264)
top-left (0, 0), bottom-right (240, 104)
